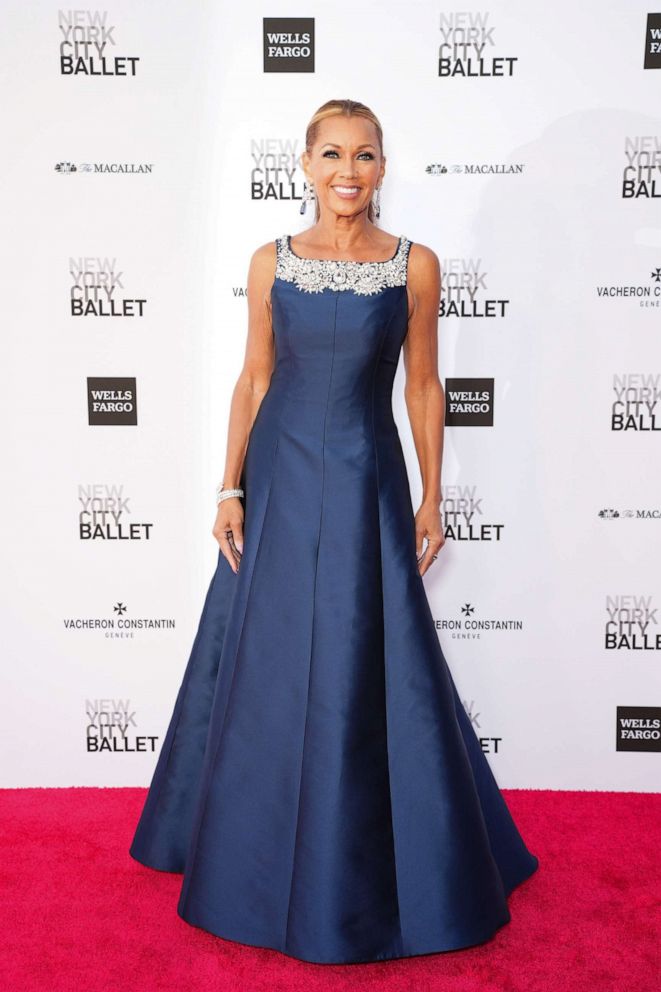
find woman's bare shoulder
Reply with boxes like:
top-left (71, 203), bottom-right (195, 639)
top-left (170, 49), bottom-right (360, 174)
top-left (407, 239), bottom-right (441, 281)
top-left (248, 239), bottom-right (278, 274)
top-left (246, 239), bottom-right (278, 301)
top-left (405, 240), bottom-right (441, 319)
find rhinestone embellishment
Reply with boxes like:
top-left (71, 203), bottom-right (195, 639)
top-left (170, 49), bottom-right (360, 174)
top-left (275, 234), bottom-right (411, 295)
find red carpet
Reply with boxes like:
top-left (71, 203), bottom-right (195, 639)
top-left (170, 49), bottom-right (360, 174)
top-left (1, 788), bottom-right (658, 991)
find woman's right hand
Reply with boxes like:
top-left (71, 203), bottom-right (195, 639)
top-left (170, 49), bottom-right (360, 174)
top-left (213, 497), bottom-right (244, 574)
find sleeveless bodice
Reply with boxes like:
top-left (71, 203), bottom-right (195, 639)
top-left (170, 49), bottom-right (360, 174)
top-left (253, 233), bottom-right (413, 445)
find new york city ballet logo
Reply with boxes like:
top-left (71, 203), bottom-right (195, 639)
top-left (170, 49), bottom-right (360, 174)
top-left (621, 137), bottom-right (661, 198)
top-left (610, 372), bottom-right (660, 431)
top-left (58, 10), bottom-right (140, 76)
top-left (437, 11), bottom-right (518, 77)
top-left (70, 257), bottom-right (147, 318)
top-left (250, 137), bottom-right (305, 206)
top-left (440, 258), bottom-right (510, 318)
top-left (605, 595), bottom-right (660, 651)
top-left (77, 483), bottom-right (154, 541)
top-left (442, 485), bottom-right (504, 542)
top-left (85, 699), bottom-right (158, 754)
top-left (461, 698), bottom-right (503, 755)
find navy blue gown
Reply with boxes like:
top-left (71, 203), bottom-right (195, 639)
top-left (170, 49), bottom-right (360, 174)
top-left (129, 232), bottom-right (539, 964)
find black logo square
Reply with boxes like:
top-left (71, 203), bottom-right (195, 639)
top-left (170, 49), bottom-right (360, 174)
top-left (263, 18), bottom-right (315, 73)
top-left (644, 13), bottom-right (661, 69)
top-left (87, 377), bottom-right (137, 425)
top-left (616, 706), bottom-right (661, 752)
top-left (445, 377), bottom-right (495, 426)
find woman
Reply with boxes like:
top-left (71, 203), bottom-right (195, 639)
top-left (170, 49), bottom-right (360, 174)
top-left (130, 98), bottom-right (539, 965)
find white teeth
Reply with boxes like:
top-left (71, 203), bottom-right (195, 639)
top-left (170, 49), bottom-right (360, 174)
top-left (334, 186), bottom-right (360, 193)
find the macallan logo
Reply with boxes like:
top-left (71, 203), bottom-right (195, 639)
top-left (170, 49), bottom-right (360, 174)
top-left (440, 258), bottom-right (509, 318)
top-left (442, 485), bottom-right (504, 541)
top-left (615, 706), bottom-right (661, 752)
top-left (438, 11), bottom-right (517, 77)
top-left (622, 137), bottom-right (661, 198)
top-left (605, 595), bottom-right (660, 650)
top-left (263, 17), bottom-right (315, 72)
top-left (598, 506), bottom-right (661, 520)
top-left (70, 257), bottom-right (147, 317)
top-left (54, 162), bottom-right (154, 176)
top-left (85, 698), bottom-right (158, 754)
top-left (425, 161), bottom-right (524, 176)
top-left (58, 10), bottom-right (140, 76)
top-left (445, 377), bottom-right (494, 426)
top-left (611, 373), bottom-right (660, 431)
top-left (54, 161), bottom-right (154, 174)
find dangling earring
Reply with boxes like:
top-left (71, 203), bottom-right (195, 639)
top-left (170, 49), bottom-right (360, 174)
top-left (372, 185), bottom-right (381, 219)
top-left (300, 179), bottom-right (316, 215)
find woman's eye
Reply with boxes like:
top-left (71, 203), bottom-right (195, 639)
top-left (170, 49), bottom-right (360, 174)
top-left (322, 151), bottom-right (374, 160)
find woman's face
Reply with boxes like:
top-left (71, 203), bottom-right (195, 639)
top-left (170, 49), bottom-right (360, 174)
top-left (301, 115), bottom-right (385, 220)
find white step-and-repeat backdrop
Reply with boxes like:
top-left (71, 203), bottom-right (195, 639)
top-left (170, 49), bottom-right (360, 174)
top-left (2, 1), bottom-right (660, 789)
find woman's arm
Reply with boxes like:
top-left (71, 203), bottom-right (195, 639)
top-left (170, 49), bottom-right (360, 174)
top-left (213, 241), bottom-right (276, 572)
top-left (402, 242), bottom-right (445, 576)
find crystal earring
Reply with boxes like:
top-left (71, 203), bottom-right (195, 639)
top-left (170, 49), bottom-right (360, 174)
top-left (372, 185), bottom-right (381, 219)
top-left (300, 179), bottom-right (316, 215)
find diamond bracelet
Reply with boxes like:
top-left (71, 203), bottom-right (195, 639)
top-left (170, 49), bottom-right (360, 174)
top-left (215, 483), bottom-right (244, 506)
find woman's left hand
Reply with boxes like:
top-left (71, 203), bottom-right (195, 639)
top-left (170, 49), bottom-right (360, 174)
top-left (415, 502), bottom-right (445, 576)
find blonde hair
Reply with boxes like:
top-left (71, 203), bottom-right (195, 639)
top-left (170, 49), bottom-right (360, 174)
top-left (303, 99), bottom-right (384, 224)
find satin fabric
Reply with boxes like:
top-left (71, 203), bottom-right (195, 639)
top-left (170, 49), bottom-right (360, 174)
top-left (129, 257), bottom-right (539, 964)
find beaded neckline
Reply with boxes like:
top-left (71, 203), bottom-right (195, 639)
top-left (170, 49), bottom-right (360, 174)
top-left (275, 233), bottom-right (411, 296)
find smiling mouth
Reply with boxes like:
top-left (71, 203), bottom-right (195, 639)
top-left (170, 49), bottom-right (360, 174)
top-left (332, 185), bottom-right (362, 197)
